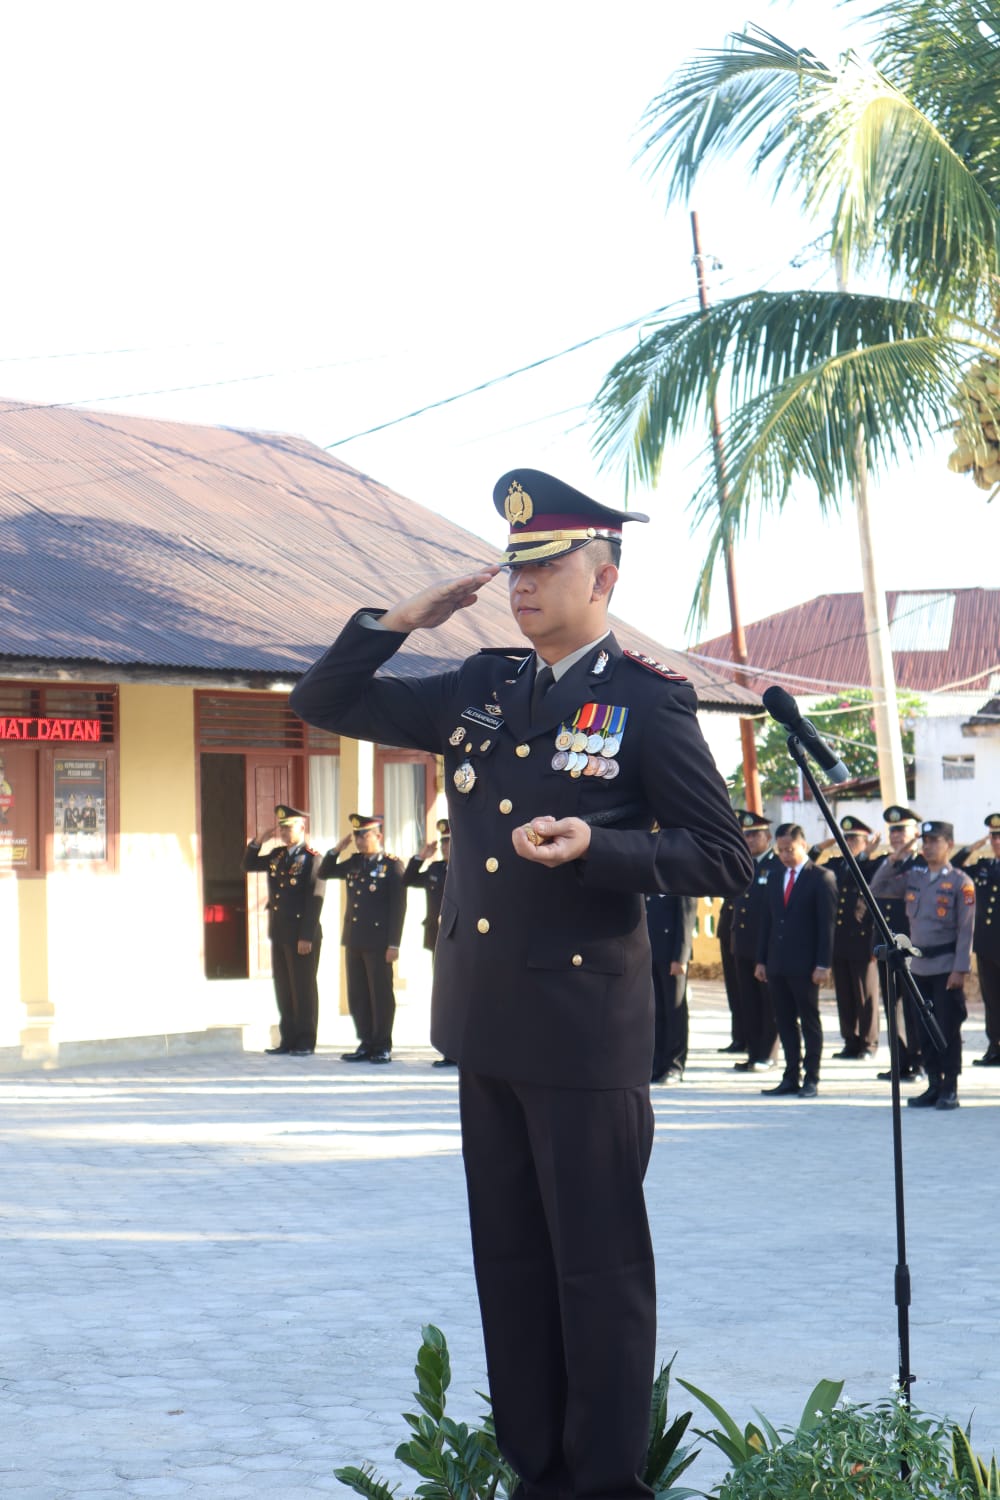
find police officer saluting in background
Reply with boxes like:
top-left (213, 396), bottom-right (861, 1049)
top-left (404, 818), bottom-right (456, 1067)
top-left (953, 812), bottom-right (1000, 1066)
top-left (870, 805), bottom-right (925, 1081)
top-left (870, 818), bottom-right (975, 1109)
top-left (730, 810), bottom-right (780, 1074)
top-left (242, 804), bottom-right (325, 1056)
top-left (320, 814), bottom-right (405, 1064)
top-left (810, 816), bottom-right (882, 1060)
top-left (290, 467), bottom-right (753, 1500)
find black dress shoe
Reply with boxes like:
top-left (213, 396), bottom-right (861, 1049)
top-left (972, 1049), bottom-right (1000, 1066)
top-left (935, 1090), bottom-right (960, 1110)
top-left (831, 1047), bottom-right (859, 1060)
top-left (341, 1046), bottom-right (371, 1062)
top-left (761, 1079), bottom-right (800, 1096)
top-left (717, 1041), bottom-right (743, 1054)
top-left (431, 1056), bottom-right (457, 1068)
top-left (367, 1049), bottom-right (392, 1063)
top-left (289, 1049), bottom-right (314, 1056)
top-left (907, 1087), bottom-right (940, 1108)
top-left (749, 1058), bottom-right (777, 1072)
top-left (877, 1066), bottom-right (922, 1082)
top-left (265, 1046), bottom-right (290, 1055)
top-left (733, 1060), bottom-right (752, 1072)
top-left (798, 1080), bottom-right (818, 1098)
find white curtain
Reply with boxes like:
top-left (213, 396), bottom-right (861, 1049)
top-left (383, 762), bottom-right (425, 861)
top-left (308, 755), bottom-right (340, 851)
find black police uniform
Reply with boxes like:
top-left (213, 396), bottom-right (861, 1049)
top-left (403, 854), bottom-right (449, 953)
top-left (715, 896), bottom-right (745, 1051)
top-left (645, 893), bottom-right (698, 1081)
top-left (731, 847), bottom-right (780, 1066)
top-left (953, 835), bottom-right (1000, 1062)
top-left (822, 853), bottom-right (879, 1058)
top-left (320, 846), bottom-right (405, 1056)
top-left (242, 834), bottom-right (325, 1053)
top-left (290, 614), bottom-right (752, 1500)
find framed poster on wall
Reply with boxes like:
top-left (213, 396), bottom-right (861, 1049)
top-left (53, 759), bottom-right (107, 862)
top-left (0, 745), bottom-right (36, 868)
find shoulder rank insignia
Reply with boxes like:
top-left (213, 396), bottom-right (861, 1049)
top-left (623, 649), bottom-right (688, 682)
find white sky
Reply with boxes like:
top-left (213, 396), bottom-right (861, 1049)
top-left (2, 0), bottom-right (996, 653)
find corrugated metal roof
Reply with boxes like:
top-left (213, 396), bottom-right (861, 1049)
top-left (0, 399), bottom-right (758, 711)
top-left (694, 590), bottom-right (1000, 696)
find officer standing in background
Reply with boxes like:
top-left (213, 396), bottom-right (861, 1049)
top-left (810, 816), bottom-right (882, 1060)
top-left (242, 804), bottom-right (325, 1056)
top-left (715, 894), bottom-right (745, 1055)
top-left (870, 805), bottom-right (925, 1081)
top-left (730, 810), bottom-right (780, 1074)
top-left (871, 818), bottom-right (975, 1109)
top-left (645, 892), bottom-right (698, 1083)
top-left (953, 812), bottom-right (1000, 1066)
top-left (289, 466), bottom-right (753, 1500)
top-left (321, 814), bottom-right (406, 1064)
top-left (404, 818), bottom-right (455, 1068)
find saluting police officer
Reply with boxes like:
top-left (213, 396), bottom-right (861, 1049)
top-left (289, 467), bottom-right (753, 1500)
top-left (810, 816), bottom-right (882, 1060)
top-left (242, 804), bottom-right (325, 1055)
top-left (870, 818), bottom-right (975, 1109)
top-left (953, 812), bottom-right (1000, 1066)
top-left (404, 818), bottom-right (456, 1067)
top-left (715, 894), bottom-right (745, 1055)
top-left (730, 810), bottom-right (780, 1073)
top-left (869, 804), bottom-right (925, 1080)
top-left (320, 814), bottom-right (406, 1064)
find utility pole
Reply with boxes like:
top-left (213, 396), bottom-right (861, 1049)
top-left (836, 256), bottom-right (907, 804)
top-left (691, 210), bottom-right (762, 811)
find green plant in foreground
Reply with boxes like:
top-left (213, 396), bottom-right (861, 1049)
top-left (676, 1374), bottom-right (844, 1471)
top-left (334, 1326), bottom-right (700, 1500)
top-left (952, 1424), bottom-right (1000, 1497)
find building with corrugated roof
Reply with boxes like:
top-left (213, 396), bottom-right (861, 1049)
top-left (0, 400), bottom-right (757, 1068)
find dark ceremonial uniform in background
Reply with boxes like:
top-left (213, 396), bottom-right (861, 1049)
top-left (645, 893), bottom-right (698, 1081)
top-left (731, 846), bottom-right (780, 1067)
top-left (953, 821), bottom-right (1000, 1064)
top-left (242, 833), bottom-right (325, 1053)
top-left (320, 844), bottom-right (405, 1056)
top-left (758, 860), bottom-right (837, 1089)
top-left (404, 855), bottom-right (448, 953)
top-left (716, 897), bottom-right (745, 1053)
top-left (822, 852), bottom-right (879, 1058)
top-left (870, 851), bottom-right (975, 1098)
top-left (290, 613), bottom-right (752, 1500)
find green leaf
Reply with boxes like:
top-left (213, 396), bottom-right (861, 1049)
top-left (676, 1378), bottom-right (748, 1454)
top-left (952, 1423), bottom-right (985, 1490)
top-left (796, 1378), bottom-right (844, 1433)
top-left (334, 1464), bottom-right (399, 1500)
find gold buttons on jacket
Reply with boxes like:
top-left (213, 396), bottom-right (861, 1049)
top-left (572, 954), bottom-right (583, 967)
top-left (480, 741), bottom-right (491, 752)
top-left (485, 858), bottom-right (499, 873)
top-left (477, 918), bottom-right (490, 934)
top-left (515, 744), bottom-right (530, 758)
top-left (499, 799), bottom-right (513, 814)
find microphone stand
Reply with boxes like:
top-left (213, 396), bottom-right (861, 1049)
top-left (783, 734), bottom-right (946, 1462)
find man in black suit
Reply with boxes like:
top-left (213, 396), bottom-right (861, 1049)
top-left (730, 809), bottom-right (780, 1074)
top-left (645, 892), bottom-right (698, 1083)
top-left (242, 804), bottom-right (325, 1056)
top-left (290, 467), bottom-right (753, 1500)
top-left (809, 816), bottom-right (882, 1060)
top-left (755, 822), bottom-right (837, 1098)
top-left (404, 817), bottom-right (455, 1067)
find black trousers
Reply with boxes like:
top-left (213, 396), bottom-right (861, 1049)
top-left (977, 952), bottom-right (1000, 1045)
top-left (913, 970), bottom-right (967, 1083)
top-left (721, 939), bottom-right (745, 1049)
top-left (344, 946), bottom-right (395, 1052)
top-left (832, 955), bottom-right (879, 1054)
top-left (651, 963), bottom-right (687, 1078)
top-left (459, 1071), bottom-right (656, 1500)
top-left (769, 971), bottom-right (823, 1084)
top-left (271, 939), bottom-right (321, 1051)
top-left (734, 955), bottom-right (777, 1063)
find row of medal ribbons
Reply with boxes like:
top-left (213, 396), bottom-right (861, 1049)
top-left (552, 704), bottom-right (628, 780)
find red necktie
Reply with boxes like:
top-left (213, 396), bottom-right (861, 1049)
top-left (783, 869), bottom-right (795, 906)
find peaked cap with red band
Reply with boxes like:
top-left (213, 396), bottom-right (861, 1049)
top-left (493, 467), bottom-right (648, 566)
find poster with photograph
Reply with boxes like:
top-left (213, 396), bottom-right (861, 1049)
top-left (54, 760), bottom-right (107, 862)
top-left (0, 748), bottom-right (29, 866)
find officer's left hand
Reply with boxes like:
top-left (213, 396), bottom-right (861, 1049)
top-left (812, 967), bottom-right (831, 986)
top-left (512, 816), bottom-right (591, 866)
top-left (297, 940), bottom-right (313, 956)
top-left (669, 961), bottom-right (686, 977)
top-left (386, 946), bottom-right (400, 964)
top-left (946, 970), bottom-right (966, 990)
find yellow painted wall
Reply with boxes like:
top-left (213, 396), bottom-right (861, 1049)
top-left (45, 685), bottom-right (206, 1042)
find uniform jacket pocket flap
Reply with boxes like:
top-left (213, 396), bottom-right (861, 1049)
top-left (526, 940), bottom-right (625, 975)
top-left (439, 893), bottom-right (459, 940)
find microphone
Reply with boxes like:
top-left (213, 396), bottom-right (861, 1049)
top-left (762, 685), bottom-right (851, 784)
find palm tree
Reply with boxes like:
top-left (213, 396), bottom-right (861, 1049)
top-left (591, 0), bottom-right (1000, 801)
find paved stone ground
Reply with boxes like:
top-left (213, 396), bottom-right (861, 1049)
top-left (2, 982), bottom-right (999, 1498)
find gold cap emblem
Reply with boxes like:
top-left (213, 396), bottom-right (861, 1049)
top-left (504, 480), bottom-right (534, 527)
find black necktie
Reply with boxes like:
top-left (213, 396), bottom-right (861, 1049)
top-left (531, 664), bottom-right (555, 721)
